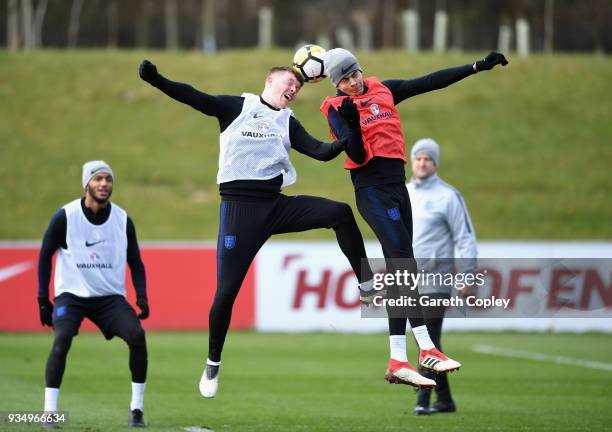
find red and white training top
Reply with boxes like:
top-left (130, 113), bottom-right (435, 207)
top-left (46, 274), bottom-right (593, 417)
top-left (320, 77), bottom-right (407, 170)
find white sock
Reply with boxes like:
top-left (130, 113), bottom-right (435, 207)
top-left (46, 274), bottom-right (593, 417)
top-left (44, 387), bottom-right (59, 412)
top-left (130, 382), bottom-right (146, 411)
top-left (412, 325), bottom-right (435, 350)
top-left (206, 358), bottom-right (221, 367)
top-left (389, 335), bottom-right (408, 362)
top-left (359, 279), bottom-right (374, 292)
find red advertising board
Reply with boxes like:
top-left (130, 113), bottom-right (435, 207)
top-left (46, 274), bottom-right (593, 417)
top-left (0, 246), bottom-right (255, 332)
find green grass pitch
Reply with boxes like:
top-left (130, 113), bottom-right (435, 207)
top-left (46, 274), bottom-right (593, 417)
top-left (2, 331), bottom-right (612, 431)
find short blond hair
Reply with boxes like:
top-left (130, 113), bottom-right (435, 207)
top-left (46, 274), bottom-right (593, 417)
top-left (268, 66), bottom-right (304, 87)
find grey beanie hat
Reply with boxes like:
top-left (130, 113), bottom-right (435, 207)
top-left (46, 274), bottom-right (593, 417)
top-left (411, 138), bottom-right (440, 167)
top-left (325, 48), bottom-right (362, 87)
top-left (82, 160), bottom-right (113, 189)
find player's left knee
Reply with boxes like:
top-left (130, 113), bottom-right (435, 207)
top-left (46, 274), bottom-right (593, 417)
top-left (51, 329), bottom-right (74, 356)
top-left (124, 326), bottom-right (146, 348)
top-left (333, 202), bottom-right (354, 223)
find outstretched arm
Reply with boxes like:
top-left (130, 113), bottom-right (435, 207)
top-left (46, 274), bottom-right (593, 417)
top-left (139, 59), bottom-right (242, 130)
top-left (384, 52), bottom-right (508, 105)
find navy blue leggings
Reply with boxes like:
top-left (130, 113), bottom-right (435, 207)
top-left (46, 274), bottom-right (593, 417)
top-left (208, 194), bottom-right (372, 362)
top-left (355, 182), bottom-right (426, 335)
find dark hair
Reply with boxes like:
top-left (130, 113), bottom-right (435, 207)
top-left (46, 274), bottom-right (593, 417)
top-left (268, 66), bottom-right (304, 87)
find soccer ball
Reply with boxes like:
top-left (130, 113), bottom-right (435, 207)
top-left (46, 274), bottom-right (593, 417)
top-left (292, 44), bottom-right (327, 83)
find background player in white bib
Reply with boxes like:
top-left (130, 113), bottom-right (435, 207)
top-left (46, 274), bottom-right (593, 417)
top-left (139, 60), bottom-right (374, 399)
top-left (407, 139), bottom-right (478, 415)
top-left (38, 161), bottom-right (149, 428)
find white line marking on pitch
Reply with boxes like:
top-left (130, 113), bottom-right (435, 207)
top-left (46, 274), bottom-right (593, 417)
top-left (472, 344), bottom-right (612, 372)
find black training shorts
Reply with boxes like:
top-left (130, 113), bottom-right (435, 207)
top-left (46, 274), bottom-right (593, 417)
top-left (53, 292), bottom-right (142, 340)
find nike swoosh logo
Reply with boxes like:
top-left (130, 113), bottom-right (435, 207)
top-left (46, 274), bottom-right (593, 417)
top-left (91, 167), bottom-right (107, 175)
top-left (253, 112), bottom-right (264, 119)
top-left (0, 261), bottom-right (33, 283)
top-left (85, 240), bottom-right (105, 247)
top-left (341, 62), bottom-right (356, 75)
top-left (360, 97), bottom-right (374, 107)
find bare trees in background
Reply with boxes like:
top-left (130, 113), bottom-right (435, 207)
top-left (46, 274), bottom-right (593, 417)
top-left (135, 0), bottom-right (153, 48)
top-left (200, 0), bottom-right (217, 52)
top-left (32, 0), bottom-right (48, 48)
top-left (106, 0), bottom-right (118, 48)
top-left (6, 0), bottom-right (48, 50)
top-left (7, 0), bottom-right (18, 50)
top-left (164, 0), bottom-right (178, 49)
top-left (3, 0), bottom-right (611, 53)
top-left (544, 0), bottom-right (554, 54)
top-left (588, 0), bottom-right (610, 53)
top-left (21, 0), bottom-right (32, 49)
top-left (67, 0), bottom-right (83, 49)
top-left (381, 0), bottom-right (396, 49)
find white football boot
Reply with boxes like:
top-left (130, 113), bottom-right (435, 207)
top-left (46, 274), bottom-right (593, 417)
top-left (419, 348), bottom-right (461, 373)
top-left (199, 363), bottom-right (220, 398)
top-left (359, 279), bottom-right (387, 305)
top-left (385, 359), bottom-right (436, 388)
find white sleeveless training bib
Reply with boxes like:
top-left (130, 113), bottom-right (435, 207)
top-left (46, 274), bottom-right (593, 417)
top-left (54, 199), bottom-right (128, 298)
top-left (217, 93), bottom-right (297, 187)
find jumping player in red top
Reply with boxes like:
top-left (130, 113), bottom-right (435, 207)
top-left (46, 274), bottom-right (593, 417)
top-left (320, 49), bottom-right (508, 388)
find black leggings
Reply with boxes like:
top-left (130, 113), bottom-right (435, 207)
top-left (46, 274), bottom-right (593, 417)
top-left (417, 299), bottom-right (453, 405)
top-left (355, 183), bottom-right (425, 335)
top-left (46, 297), bottom-right (147, 388)
top-left (208, 194), bottom-right (372, 362)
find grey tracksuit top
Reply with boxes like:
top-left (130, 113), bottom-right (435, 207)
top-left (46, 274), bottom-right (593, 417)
top-left (407, 174), bottom-right (478, 295)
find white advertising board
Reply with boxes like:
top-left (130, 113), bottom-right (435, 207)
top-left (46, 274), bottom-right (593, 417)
top-left (255, 242), bottom-right (612, 333)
